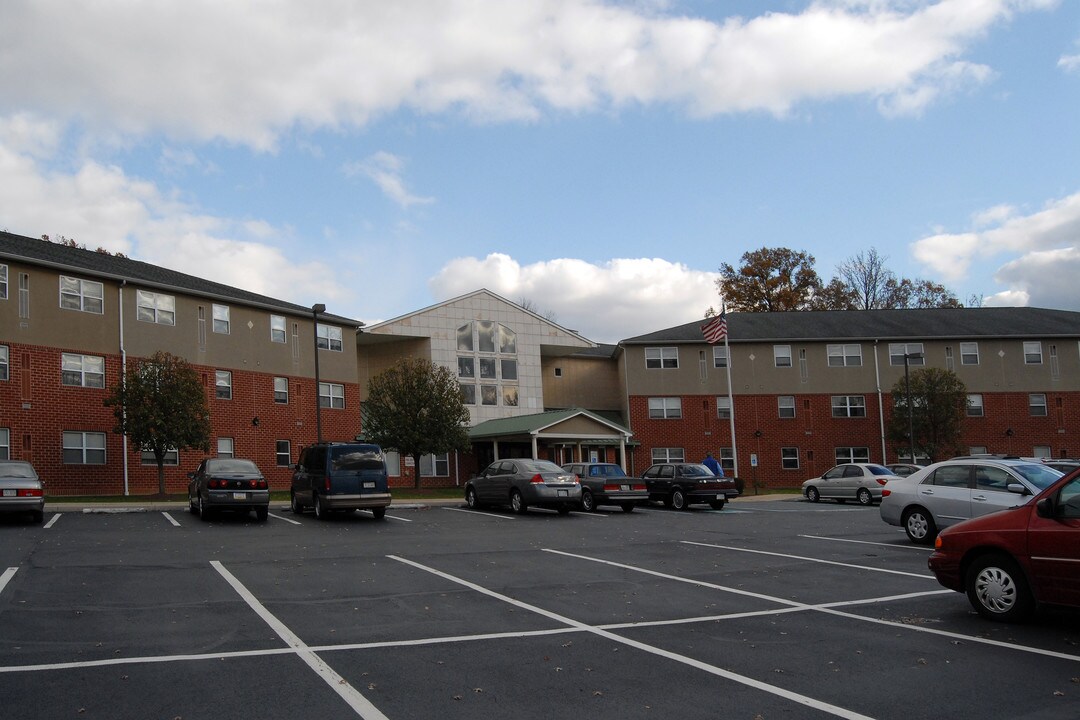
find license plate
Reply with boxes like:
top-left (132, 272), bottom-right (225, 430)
top-left (558, 489), bottom-right (568, 497)
top-left (717, 494), bottom-right (725, 500)
top-left (2, 489), bottom-right (14, 497)
top-left (620, 484), bottom-right (630, 491)
top-left (363, 481), bottom-right (376, 489)
top-left (232, 492), bottom-right (247, 500)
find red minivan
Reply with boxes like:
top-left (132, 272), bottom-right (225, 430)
top-left (928, 468), bottom-right (1080, 621)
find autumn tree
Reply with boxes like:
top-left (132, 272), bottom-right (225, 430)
top-left (363, 357), bottom-right (471, 489)
top-left (887, 367), bottom-right (968, 463)
top-left (105, 351), bottom-right (211, 495)
top-left (717, 247), bottom-right (823, 312)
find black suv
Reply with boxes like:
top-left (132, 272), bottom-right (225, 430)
top-left (290, 442), bottom-right (392, 519)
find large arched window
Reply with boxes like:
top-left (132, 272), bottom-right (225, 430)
top-left (457, 321), bottom-right (518, 407)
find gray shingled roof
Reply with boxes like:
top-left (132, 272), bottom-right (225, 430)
top-left (622, 307), bottom-right (1080, 344)
top-left (0, 231), bottom-right (360, 324)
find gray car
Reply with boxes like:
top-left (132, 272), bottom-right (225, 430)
top-left (0, 460), bottom-right (45, 524)
top-left (802, 463), bottom-right (898, 505)
top-left (187, 458), bottom-right (269, 521)
top-left (465, 459), bottom-right (581, 515)
top-left (879, 458), bottom-right (1063, 544)
top-left (562, 462), bottom-right (648, 513)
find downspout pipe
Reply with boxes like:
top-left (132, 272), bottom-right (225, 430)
top-left (874, 339), bottom-right (886, 464)
top-left (119, 280), bottom-right (129, 496)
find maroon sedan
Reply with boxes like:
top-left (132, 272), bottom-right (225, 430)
top-left (928, 468), bottom-right (1080, 621)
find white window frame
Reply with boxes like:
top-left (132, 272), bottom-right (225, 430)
top-left (421, 453), bottom-right (450, 477)
top-left (140, 446), bottom-right (179, 466)
top-left (1029, 393), bottom-right (1047, 417)
top-left (716, 396), bottom-right (731, 420)
top-left (317, 323), bottom-right (343, 351)
top-left (835, 447), bottom-right (871, 464)
top-left (832, 395), bottom-right (867, 418)
top-left (778, 396), bottom-right (795, 418)
top-left (136, 290), bottom-right (175, 325)
top-left (61, 353), bottom-right (105, 388)
top-left (480, 385), bottom-right (498, 406)
top-left (645, 347), bottom-right (678, 369)
top-left (960, 342), bottom-right (979, 365)
top-left (781, 447), bottom-right (799, 470)
top-left (384, 451), bottom-right (402, 476)
top-left (0, 264), bottom-right (7, 299)
top-left (0, 345), bottom-right (8, 382)
top-left (648, 397), bottom-right (683, 419)
top-left (217, 437), bottom-right (235, 458)
top-left (827, 344), bottom-right (862, 367)
top-left (0, 428), bottom-right (9, 460)
top-left (270, 315), bottom-right (287, 343)
top-left (63, 431), bottom-right (106, 464)
top-left (651, 447), bottom-right (685, 463)
top-left (1023, 341), bottom-right (1042, 365)
top-left (712, 346), bottom-right (728, 368)
top-left (319, 382), bottom-right (345, 409)
top-left (501, 359), bottom-right (517, 381)
top-left (503, 386), bottom-right (519, 406)
top-left (212, 304), bottom-right (230, 334)
top-left (967, 394), bottom-right (984, 417)
top-left (460, 384), bottom-right (476, 405)
top-left (889, 343), bottom-right (925, 366)
top-left (1032, 445), bottom-right (1051, 459)
top-left (215, 370), bottom-right (233, 400)
top-left (59, 276), bottom-right (104, 314)
top-left (276, 440), bottom-right (292, 467)
top-left (273, 377), bottom-right (289, 404)
top-left (773, 345), bottom-right (792, 367)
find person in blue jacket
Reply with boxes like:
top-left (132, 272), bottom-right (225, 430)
top-left (702, 452), bottom-right (724, 476)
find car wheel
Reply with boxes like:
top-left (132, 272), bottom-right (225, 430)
top-left (198, 496), bottom-right (211, 522)
top-left (620, 503), bottom-right (635, 513)
top-left (966, 554), bottom-right (1034, 622)
top-left (255, 507), bottom-right (269, 522)
top-left (290, 492), bottom-right (304, 514)
top-left (510, 489), bottom-right (527, 515)
top-left (856, 488), bottom-right (873, 506)
top-left (806, 487), bottom-right (820, 503)
top-left (314, 494), bottom-right (327, 520)
top-left (902, 507), bottom-right (937, 545)
top-left (671, 488), bottom-right (688, 511)
top-left (709, 499), bottom-right (726, 510)
top-left (581, 490), bottom-right (596, 513)
top-left (465, 486), bottom-right (481, 509)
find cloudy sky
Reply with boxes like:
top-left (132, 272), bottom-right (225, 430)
top-left (1, 0), bottom-right (1078, 342)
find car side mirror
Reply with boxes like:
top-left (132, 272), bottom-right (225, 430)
top-left (1036, 497), bottom-right (1055, 519)
top-left (1006, 482), bottom-right (1028, 496)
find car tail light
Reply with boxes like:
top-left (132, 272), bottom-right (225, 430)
top-left (530, 474), bottom-right (546, 484)
top-left (17, 489), bottom-right (43, 497)
top-left (324, 475), bottom-right (331, 492)
top-left (602, 484), bottom-right (620, 492)
top-left (876, 477), bottom-right (888, 486)
top-left (881, 489), bottom-right (891, 497)
top-left (208, 479), bottom-right (225, 489)
top-left (247, 479), bottom-right (268, 489)
top-left (632, 484), bottom-right (646, 492)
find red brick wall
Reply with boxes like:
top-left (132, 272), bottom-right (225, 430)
top-left (0, 343), bottom-right (360, 496)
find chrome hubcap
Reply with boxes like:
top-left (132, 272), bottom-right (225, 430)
top-left (907, 515), bottom-right (927, 538)
top-left (975, 567), bottom-right (1016, 613)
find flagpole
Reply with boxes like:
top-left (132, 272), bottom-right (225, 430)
top-left (724, 331), bottom-right (738, 480)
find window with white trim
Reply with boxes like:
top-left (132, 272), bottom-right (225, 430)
top-left (61, 353), bottom-right (105, 388)
top-left (712, 346), bottom-right (728, 368)
top-left (781, 447), bottom-right (799, 470)
top-left (716, 396), bottom-right (731, 420)
top-left (136, 290), bottom-right (175, 325)
top-left (651, 447), bottom-right (685, 463)
top-left (645, 347), bottom-right (679, 369)
top-left (1032, 445), bottom-right (1051, 459)
top-left (319, 382), bottom-right (345, 409)
top-left (889, 343), bottom-right (924, 366)
top-left (63, 431), bottom-right (106, 464)
top-left (212, 304), bottom-right (230, 334)
top-left (503, 386), bottom-right (518, 406)
top-left (383, 451), bottom-right (401, 476)
top-left (967, 394), bottom-right (984, 417)
top-left (778, 396), bottom-right (795, 418)
top-left (217, 437), bottom-right (234, 458)
top-left (0, 264), bottom-right (7, 299)
top-left (215, 371), bottom-right (233, 400)
top-left (648, 397), bottom-right (682, 419)
top-left (274, 377), bottom-right (289, 403)
top-left (276, 440), bottom-right (292, 467)
top-left (1023, 341), bottom-right (1042, 365)
top-left (719, 448), bottom-right (734, 474)
top-left (316, 323), bottom-right (343, 351)
top-left (827, 344), bottom-right (862, 367)
top-left (479, 357), bottom-right (496, 379)
top-left (421, 453), bottom-right (450, 477)
top-left (480, 385), bottom-right (498, 406)
top-left (773, 345), bottom-right (792, 367)
top-left (18, 273), bottom-right (29, 318)
top-left (835, 447), bottom-right (870, 464)
top-left (0, 345), bottom-right (8, 382)
top-left (59, 276), bottom-right (104, 314)
top-left (270, 315), bottom-right (287, 343)
top-left (140, 446), bottom-right (179, 465)
top-left (832, 395), bottom-right (866, 418)
top-left (1029, 393), bottom-right (1047, 417)
top-left (460, 384), bottom-right (476, 405)
top-left (0, 428), bottom-right (9, 460)
top-left (458, 357), bottom-right (474, 378)
top-left (960, 342), bottom-right (979, 365)
top-left (501, 359), bottom-right (517, 381)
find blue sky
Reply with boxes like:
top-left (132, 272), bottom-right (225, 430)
top-left (1, 0), bottom-right (1078, 343)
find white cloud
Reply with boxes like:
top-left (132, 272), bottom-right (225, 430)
top-left (429, 253), bottom-right (719, 341)
top-left (911, 190), bottom-right (1080, 310)
top-left (0, 0), bottom-right (1051, 148)
top-left (343, 152), bottom-right (434, 208)
top-left (1060, 54), bottom-right (1080, 72)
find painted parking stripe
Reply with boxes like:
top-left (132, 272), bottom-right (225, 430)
top-left (0, 567), bottom-right (17, 595)
top-left (799, 535), bottom-right (933, 551)
top-left (269, 511), bottom-right (303, 525)
top-left (443, 507), bottom-right (514, 519)
top-left (162, 512), bottom-right (181, 527)
top-left (43, 514), bottom-right (61, 529)
top-left (681, 540), bottom-right (936, 579)
top-left (211, 560), bottom-right (389, 719)
top-left (389, 553), bottom-right (876, 720)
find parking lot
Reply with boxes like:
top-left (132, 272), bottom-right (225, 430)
top-left (1, 497), bottom-right (1078, 720)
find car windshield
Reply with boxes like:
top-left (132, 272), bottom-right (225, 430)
top-left (207, 459), bottom-right (260, 474)
top-left (331, 446), bottom-right (384, 471)
top-left (1012, 463), bottom-right (1064, 490)
top-left (0, 463), bottom-right (37, 478)
top-left (519, 460), bottom-right (565, 474)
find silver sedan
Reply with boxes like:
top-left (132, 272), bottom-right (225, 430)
top-left (802, 463), bottom-right (897, 506)
top-left (465, 459), bottom-right (581, 514)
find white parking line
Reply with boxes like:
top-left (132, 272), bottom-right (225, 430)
top-left (681, 540), bottom-right (935, 579)
top-left (799, 535), bottom-right (932, 551)
top-left (443, 507), bottom-right (514, 519)
top-left (162, 512), bottom-right (181, 527)
top-left (210, 560), bottom-right (389, 719)
top-left (389, 553), bottom-right (876, 720)
top-left (269, 512), bottom-right (302, 525)
top-left (0, 567), bottom-right (17, 595)
top-left (43, 514), bottom-right (61, 529)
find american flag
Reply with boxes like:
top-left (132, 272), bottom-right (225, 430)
top-left (701, 309), bottom-right (728, 344)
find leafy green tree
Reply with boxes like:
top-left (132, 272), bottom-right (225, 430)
top-left (364, 357), bottom-right (471, 489)
top-left (105, 351), bottom-right (211, 495)
top-left (887, 367), bottom-right (968, 463)
top-left (717, 247), bottom-right (823, 312)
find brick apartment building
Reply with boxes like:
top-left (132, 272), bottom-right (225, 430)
top-left (3, 231), bottom-right (1079, 495)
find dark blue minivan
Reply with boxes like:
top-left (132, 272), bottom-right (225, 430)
top-left (290, 442), bottom-right (392, 520)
